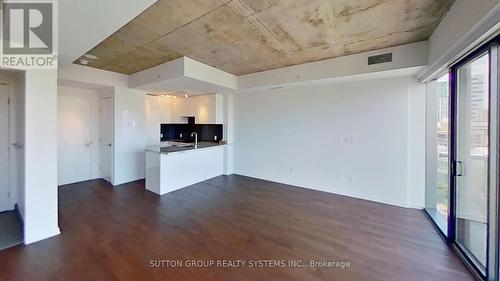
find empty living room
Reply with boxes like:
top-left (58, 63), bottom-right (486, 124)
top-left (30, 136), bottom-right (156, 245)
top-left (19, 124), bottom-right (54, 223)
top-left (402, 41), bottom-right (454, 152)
top-left (0, 0), bottom-right (499, 280)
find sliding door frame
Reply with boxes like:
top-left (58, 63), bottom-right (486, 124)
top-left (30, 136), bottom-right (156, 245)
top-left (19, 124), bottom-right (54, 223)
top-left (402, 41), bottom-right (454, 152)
top-left (489, 40), bottom-right (500, 281)
top-left (449, 37), bottom-right (500, 281)
top-left (423, 69), bottom-right (451, 239)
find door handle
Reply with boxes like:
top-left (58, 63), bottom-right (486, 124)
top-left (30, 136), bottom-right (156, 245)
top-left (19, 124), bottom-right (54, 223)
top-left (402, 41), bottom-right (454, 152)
top-left (456, 161), bottom-right (465, 177)
top-left (11, 143), bottom-right (24, 149)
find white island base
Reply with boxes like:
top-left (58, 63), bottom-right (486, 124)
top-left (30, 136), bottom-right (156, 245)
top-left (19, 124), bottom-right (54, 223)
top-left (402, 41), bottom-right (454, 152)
top-left (146, 145), bottom-right (225, 195)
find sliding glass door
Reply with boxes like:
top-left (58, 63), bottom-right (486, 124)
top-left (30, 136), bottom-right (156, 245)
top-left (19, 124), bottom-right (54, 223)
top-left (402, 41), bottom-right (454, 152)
top-left (426, 37), bottom-right (500, 280)
top-left (448, 39), bottom-right (499, 280)
top-left (454, 52), bottom-right (489, 273)
top-left (425, 73), bottom-right (450, 235)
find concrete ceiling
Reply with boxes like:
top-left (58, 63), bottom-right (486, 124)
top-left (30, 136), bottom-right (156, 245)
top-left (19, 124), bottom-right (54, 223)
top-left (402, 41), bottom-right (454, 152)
top-left (76, 0), bottom-right (455, 76)
top-left (59, 0), bottom-right (157, 65)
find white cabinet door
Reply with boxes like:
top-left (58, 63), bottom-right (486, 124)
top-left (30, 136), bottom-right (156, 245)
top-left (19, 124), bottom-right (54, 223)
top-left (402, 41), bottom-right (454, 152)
top-left (171, 95), bottom-right (216, 124)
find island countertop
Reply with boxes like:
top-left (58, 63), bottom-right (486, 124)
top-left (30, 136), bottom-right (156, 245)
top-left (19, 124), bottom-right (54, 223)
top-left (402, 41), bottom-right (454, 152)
top-left (146, 141), bottom-right (225, 155)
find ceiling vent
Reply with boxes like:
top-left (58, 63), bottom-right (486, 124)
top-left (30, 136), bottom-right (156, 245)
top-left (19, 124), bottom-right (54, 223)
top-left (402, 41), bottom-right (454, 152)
top-left (368, 53), bottom-right (392, 65)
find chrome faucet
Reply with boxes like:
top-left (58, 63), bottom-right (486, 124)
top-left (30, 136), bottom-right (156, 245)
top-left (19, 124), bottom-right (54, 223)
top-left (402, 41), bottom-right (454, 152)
top-left (191, 132), bottom-right (198, 148)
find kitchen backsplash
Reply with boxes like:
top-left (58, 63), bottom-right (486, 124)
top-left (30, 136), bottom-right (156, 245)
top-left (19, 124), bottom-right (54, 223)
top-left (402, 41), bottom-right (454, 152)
top-left (161, 124), bottom-right (223, 142)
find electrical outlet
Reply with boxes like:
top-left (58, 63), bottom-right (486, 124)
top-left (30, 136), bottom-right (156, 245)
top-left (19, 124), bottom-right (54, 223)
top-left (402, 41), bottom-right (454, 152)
top-left (160, 133), bottom-right (163, 138)
top-left (214, 135), bottom-right (218, 141)
top-left (180, 133), bottom-right (183, 138)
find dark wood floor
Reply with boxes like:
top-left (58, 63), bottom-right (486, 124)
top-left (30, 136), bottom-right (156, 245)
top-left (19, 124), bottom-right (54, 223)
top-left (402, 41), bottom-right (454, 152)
top-left (0, 175), bottom-right (474, 281)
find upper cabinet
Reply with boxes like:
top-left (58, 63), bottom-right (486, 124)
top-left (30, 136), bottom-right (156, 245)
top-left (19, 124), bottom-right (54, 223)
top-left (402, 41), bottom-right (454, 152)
top-left (180, 95), bottom-right (214, 124)
top-left (146, 93), bottom-right (225, 145)
top-left (172, 94), bottom-right (223, 124)
top-left (147, 93), bottom-right (223, 125)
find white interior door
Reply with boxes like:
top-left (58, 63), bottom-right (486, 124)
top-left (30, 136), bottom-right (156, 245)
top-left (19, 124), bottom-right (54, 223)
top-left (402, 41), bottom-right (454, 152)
top-left (58, 95), bottom-right (92, 186)
top-left (99, 98), bottom-right (113, 183)
top-left (0, 84), bottom-right (11, 212)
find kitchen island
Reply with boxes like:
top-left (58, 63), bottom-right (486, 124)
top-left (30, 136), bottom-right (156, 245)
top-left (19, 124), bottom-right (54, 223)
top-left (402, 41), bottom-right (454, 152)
top-left (145, 141), bottom-right (226, 195)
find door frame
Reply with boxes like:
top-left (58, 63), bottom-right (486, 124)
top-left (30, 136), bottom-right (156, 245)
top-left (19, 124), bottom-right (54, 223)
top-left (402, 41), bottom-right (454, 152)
top-left (0, 82), bottom-right (13, 212)
top-left (490, 40), bottom-right (500, 281)
top-left (449, 37), bottom-right (500, 281)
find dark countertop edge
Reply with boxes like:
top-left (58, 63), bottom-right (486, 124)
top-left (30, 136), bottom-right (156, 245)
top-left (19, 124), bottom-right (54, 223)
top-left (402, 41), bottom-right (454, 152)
top-left (146, 143), bottom-right (226, 155)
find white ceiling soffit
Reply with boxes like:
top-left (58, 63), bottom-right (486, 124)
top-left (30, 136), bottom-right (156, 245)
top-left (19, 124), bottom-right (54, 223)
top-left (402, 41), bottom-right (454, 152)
top-left (58, 79), bottom-right (113, 91)
top-left (135, 76), bottom-right (235, 96)
top-left (129, 42), bottom-right (427, 94)
top-left (130, 57), bottom-right (238, 94)
top-left (238, 41), bottom-right (428, 91)
top-left (59, 64), bottom-right (129, 89)
top-left (58, 0), bottom-right (157, 66)
top-left (418, 1), bottom-right (500, 82)
top-left (66, 41), bottom-right (427, 93)
top-left (239, 67), bottom-right (425, 93)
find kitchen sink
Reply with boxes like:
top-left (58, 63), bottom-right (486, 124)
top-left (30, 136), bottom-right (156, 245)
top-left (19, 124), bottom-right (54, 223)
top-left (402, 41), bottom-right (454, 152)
top-left (170, 142), bottom-right (195, 148)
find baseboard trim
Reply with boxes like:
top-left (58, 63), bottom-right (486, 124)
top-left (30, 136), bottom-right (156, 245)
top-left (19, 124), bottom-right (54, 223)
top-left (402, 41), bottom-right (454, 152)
top-left (234, 173), bottom-right (420, 209)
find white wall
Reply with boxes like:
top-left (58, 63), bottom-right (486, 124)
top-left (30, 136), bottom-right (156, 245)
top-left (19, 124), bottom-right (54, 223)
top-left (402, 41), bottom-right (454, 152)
top-left (24, 69), bottom-right (60, 244)
top-left (58, 85), bottom-right (102, 180)
top-left (223, 93), bottom-right (234, 175)
top-left (407, 81), bottom-right (426, 208)
top-left (233, 76), bottom-right (426, 208)
top-left (113, 87), bottom-right (147, 185)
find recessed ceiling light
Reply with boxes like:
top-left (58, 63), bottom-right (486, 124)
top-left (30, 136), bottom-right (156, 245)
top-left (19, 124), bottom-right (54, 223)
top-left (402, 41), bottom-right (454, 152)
top-left (84, 54), bottom-right (98, 60)
top-left (79, 59), bottom-right (89, 65)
